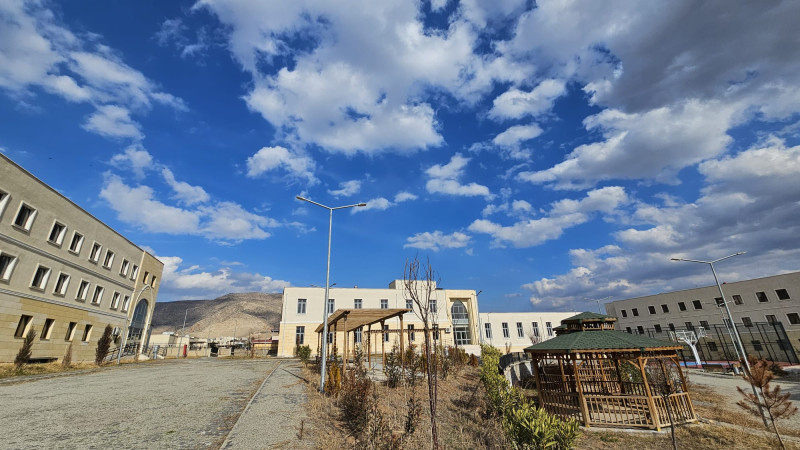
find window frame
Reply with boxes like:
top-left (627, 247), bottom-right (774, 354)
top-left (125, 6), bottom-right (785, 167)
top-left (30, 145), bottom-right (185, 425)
top-left (654, 324), bottom-right (662, 333)
top-left (121, 295), bottom-right (131, 312)
top-left (30, 265), bottom-right (51, 291)
top-left (648, 305), bottom-right (656, 315)
top-left (47, 221), bottom-right (67, 246)
top-left (110, 291), bottom-right (121, 310)
top-left (380, 299), bottom-right (388, 309)
top-left (532, 322), bottom-right (540, 337)
top-left (0, 189), bottom-right (8, 218)
top-left (408, 324), bottom-right (415, 342)
top-left (68, 231), bottom-right (84, 254)
top-left (295, 326), bottom-right (305, 345)
top-left (88, 242), bottom-right (102, 263)
top-left (632, 308), bottom-right (639, 317)
top-left (12, 202), bottom-right (37, 231)
top-left (53, 272), bottom-right (70, 296)
top-left (297, 298), bottom-right (307, 314)
top-left (327, 298), bottom-right (335, 314)
top-left (354, 298), bottom-right (362, 309)
top-left (621, 309), bottom-right (627, 317)
top-left (546, 321), bottom-right (553, 337)
top-left (76, 280), bottom-right (90, 301)
top-left (429, 299), bottom-right (437, 313)
top-left (101, 249), bottom-right (114, 269)
top-left (501, 322), bottom-right (509, 338)
top-left (732, 294), bottom-right (744, 305)
top-left (119, 259), bottom-right (130, 277)
top-left (130, 264), bottom-right (139, 281)
top-left (742, 316), bottom-right (753, 327)
top-left (787, 313), bottom-right (800, 325)
top-left (15, 315), bottom-right (33, 338)
top-left (776, 289), bottom-right (791, 301)
top-left (41, 318), bottom-right (55, 340)
top-left (756, 291), bottom-right (769, 303)
top-left (0, 251), bottom-right (18, 282)
top-left (516, 322), bottom-right (524, 338)
top-left (91, 285), bottom-right (104, 305)
top-left (692, 300), bottom-right (703, 310)
top-left (484, 323), bottom-right (492, 339)
top-left (661, 304), bottom-right (669, 313)
top-left (81, 324), bottom-right (93, 342)
top-left (678, 302), bottom-right (687, 311)
top-left (65, 321), bottom-right (77, 341)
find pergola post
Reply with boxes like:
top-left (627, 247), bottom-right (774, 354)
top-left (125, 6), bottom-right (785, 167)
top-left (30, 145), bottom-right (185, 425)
top-left (573, 355), bottom-right (591, 427)
top-left (342, 314), bottom-right (348, 377)
top-left (638, 356), bottom-right (661, 431)
top-left (380, 319), bottom-right (386, 367)
top-left (531, 355), bottom-right (544, 408)
top-left (399, 314), bottom-right (405, 366)
top-left (613, 357), bottom-right (625, 394)
top-left (367, 324), bottom-right (372, 369)
top-left (317, 330), bottom-right (322, 359)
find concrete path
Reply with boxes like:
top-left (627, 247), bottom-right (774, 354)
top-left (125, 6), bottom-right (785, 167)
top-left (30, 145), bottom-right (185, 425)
top-left (221, 360), bottom-right (312, 449)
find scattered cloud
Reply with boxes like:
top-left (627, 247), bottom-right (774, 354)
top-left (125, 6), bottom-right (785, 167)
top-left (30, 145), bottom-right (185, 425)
top-left (425, 153), bottom-right (493, 199)
top-left (161, 168), bottom-right (210, 206)
top-left (82, 105), bottom-right (143, 140)
top-left (488, 79), bottom-right (566, 120)
top-left (158, 255), bottom-right (290, 299)
top-left (404, 230), bottom-right (471, 252)
top-left (246, 146), bottom-right (317, 184)
top-left (328, 180), bottom-right (361, 198)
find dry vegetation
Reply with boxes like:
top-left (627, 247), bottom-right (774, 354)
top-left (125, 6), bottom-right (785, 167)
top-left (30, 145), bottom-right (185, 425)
top-left (300, 362), bottom-right (800, 449)
top-left (0, 361), bottom-right (100, 380)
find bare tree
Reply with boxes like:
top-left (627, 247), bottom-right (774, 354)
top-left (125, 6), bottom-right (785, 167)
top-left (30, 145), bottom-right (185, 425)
top-left (737, 359), bottom-right (798, 450)
top-left (646, 361), bottom-right (682, 450)
top-left (403, 256), bottom-right (440, 450)
top-left (527, 331), bottom-right (541, 345)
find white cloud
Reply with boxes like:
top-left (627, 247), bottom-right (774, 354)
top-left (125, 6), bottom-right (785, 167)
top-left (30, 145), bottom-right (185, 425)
top-left (161, 168), bottom-right (210, 206)
top-left (424, 153), bottom-right (493, 199)
top-left (351, 190), bottom-right (417, 214)
top-left (158, 255), bottom-right (290, 299)
top-left (109, 145), bottom-right (153, 178)
top-left (493, 124), bottom-right (543, 147)
top-left (82, 105), bottom-right (143, 140)
top-left (100, 173), bottom-right (278, 242)
top-left (328, 180), bottom-right (361, 197)
top-left (394, 191), bottom-right (417, 202)
top-left (488, 79), bottom-right (566, 120)
top-left (246, 146), bottom-right (317, 184)
top-left (404, 231), bottom-right (471, 251)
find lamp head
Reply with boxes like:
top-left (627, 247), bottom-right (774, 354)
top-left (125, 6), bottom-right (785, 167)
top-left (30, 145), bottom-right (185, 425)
top-left (296, 195), bottom-right (307, 201)
top-left (357, 203), bottom-right (367, 207)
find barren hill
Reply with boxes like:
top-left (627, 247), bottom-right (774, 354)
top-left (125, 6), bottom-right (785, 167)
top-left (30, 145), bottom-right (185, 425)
top-left (151, 292), bottom-right (283, 339)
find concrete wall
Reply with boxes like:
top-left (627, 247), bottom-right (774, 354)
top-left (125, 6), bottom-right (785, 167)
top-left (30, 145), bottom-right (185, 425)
top-left (478, 312), bottom-right (580, 353)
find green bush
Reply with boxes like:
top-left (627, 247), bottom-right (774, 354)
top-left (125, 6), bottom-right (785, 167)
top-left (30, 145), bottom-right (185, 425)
top-left (339, 349), bottom-right (374, 433)
top-left (480, 344), bottom-right (579, 449)
top-left (383, 343), bottom-right (403, 388)
top-left (296, 345), bottom-right (311, 366)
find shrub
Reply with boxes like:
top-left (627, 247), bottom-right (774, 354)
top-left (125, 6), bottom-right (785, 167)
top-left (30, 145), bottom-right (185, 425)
top-left (403, 343), bottom-right (420, 386)
top-left (339, 349), bottom-right (374, 433)
top-left (383, 343), bottom-right (403, 388)
top-left (325, 358), bottom-right (342, 396)
top-left (297, 345), bottom-right (312, 366)
top-left (62, 342), bottom-right (73, 368)
top-left (95, 324), bottom-right (113, 365)
top-left (14, 328), bottom-right (36, 369)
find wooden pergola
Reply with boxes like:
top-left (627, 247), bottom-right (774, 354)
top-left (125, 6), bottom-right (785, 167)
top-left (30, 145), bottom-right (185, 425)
top-left (314, 308), bottom-right (411, 374)
top-left (524, 312), bottom-right (698, 431)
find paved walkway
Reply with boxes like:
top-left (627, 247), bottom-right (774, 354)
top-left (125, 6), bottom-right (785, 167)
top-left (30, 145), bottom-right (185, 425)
top-left (222, 360), bottom-right (312, 449)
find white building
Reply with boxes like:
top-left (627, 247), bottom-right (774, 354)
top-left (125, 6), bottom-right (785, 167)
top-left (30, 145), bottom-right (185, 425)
top-left (478, 312), bottom-right (580, 353)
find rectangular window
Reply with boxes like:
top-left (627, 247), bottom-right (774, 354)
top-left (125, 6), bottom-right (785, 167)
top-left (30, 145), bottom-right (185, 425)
top-left (756, 291), bottom-right (769, 303)
top-left (766, 314), bottom-right (778, 324)
top-left (776, 289), bottom-right (791, 301)
top-left (621, 309), bottom-right (627, 317)
top-left (295, 326), bottom-right (305, 345)
top-left (130, 265), bottom-right (139, 281)
top-left (668, 323), bottom-right (675, 332)
top-left (429, 299), bottom-right (437, 313)
top-left (121, 295), bottom-right (131, 312)
top-left (13, 203), bottom-right (37, 230)
top-left (41, 318), bottom-right (55, 340)
top-left (742, 316), bottom-right (753, 327)
top-left (327, 332), bottom-right (334, 344)
top-left (53, 272), bottom-right (70, 295)
top-left (380, 299), bottom-right (388, 309)
top-left (354, 298), bottom-right (362, 309)
top-left (408, 324), bottom-right (415, 342)
top-left (733, 294), bottom-right (744, 305)
top-left (484, 323), bottom-right (492, 339)
top-left (150, 276), bottom-right (156, 287)
top-left (752, 340), bottom-right (763, 351)
top-left (516, 322), bottom-right (524, 338)
top-left (110, 292), bottom-right (121, 309)
top-left (89, 243), bottom-right (102, 262)
top-left (91, 285), bottom-right (104, 305)
top-left (406, 299), bottom-right (413, 310)
top-left (648, 305), bottom-right (656, 315)
top-left (81, 324), bottom-right (93, 342)
top-left (432, 324), bottom-right (439, 340)
top-left (355, 328), bottom-right (362, 344)
top-left (787, 313), bottom-right (800, 325)
top-left (76, 280), bottom-right (90, 301)
top-left (15, 315), bottom-right (33, 338)
top-left (661, 304), bottom-right (669, 313)
top-left (502, 322), bottom-right (509, 338)
top-left (678, 301), bottom-right (687, 311)
top-left (724, 318), bottom-right (732, 328)
top-left (383, 324), bottom-right (389, 342)
top-left (0, 189), bottom-right (8, 217)
top-left (31, 265), bottom-right (51, 290)
top-left (714, 297), bottom-right (724, 307)
top-left (654, 324), bottom-right (662, 333)
top-left (68, 231), bottom-right (84, 254)
top-left (532, 322), bottom-right (540, 337)
top-left (636, 326), bottom-right (644, 334)
top-left (48, 221), bottom-right (66, 245)
top-left (142, 271), bottom-right (149, 283)
top-left (546, 321), bottom-right (553, 337)
top-left (0, 252), bottom-right (18, 281)
top-left (707, 342), bottom-right (718, 352)
top-left (700, 320), bottom-right (710, 329)
top-left (120, 259), bottom-right (130, 276)
top-left (684, 321), bottom-right (694, 330)
top-left (297, 298), bottom-right (306, 314)
top-left (692, 300), bottom-right (703, 310)
top-left (632, 308), bottom-right (639, 317)
top-left (65, 321), bottom-right (77, 341)
top-left (327, 298), bottom-right (335, 314)
top-left (626, 327), bottom-right (632, 333)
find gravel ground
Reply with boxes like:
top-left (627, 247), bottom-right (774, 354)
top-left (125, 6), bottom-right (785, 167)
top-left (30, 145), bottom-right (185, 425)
top-left (689, 369), bottom-right (800, 406)
top-left (0, 358), bottom-right (281, 449)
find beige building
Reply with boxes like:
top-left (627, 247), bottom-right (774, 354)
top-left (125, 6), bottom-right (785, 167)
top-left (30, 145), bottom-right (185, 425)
top-left (605, 271), bottom-right (800, 363)
top-left (478, 311), bottom-right (580, 353)
top-left (277, 281), bottom-right (481, 357)
top-left (1, 153), bottom-right (162, 363)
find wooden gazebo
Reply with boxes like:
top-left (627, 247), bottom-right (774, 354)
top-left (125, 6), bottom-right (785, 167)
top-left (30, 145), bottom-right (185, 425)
top-left (314, 308), bottom-right (411, 373)
top-left (524, 312), bottom-right (697, 431)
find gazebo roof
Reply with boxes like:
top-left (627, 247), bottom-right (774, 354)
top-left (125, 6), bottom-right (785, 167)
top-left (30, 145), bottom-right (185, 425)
top-left (313, 308), bottom-right (411, 333)
top-left (563, 311), bottom-right (616, 323)
top-left (525, 330), bottom-right (682, 353)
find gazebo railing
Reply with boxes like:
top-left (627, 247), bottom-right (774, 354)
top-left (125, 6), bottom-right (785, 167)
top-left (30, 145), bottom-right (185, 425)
top-left (583, 395), bottom-right (652, 427)
top-left (652, 392), bottom-right (695, 426)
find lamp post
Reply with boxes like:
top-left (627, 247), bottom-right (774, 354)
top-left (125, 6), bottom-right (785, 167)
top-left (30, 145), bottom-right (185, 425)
top-left (584, 296), bottom-right (611, 314)
top-left (117, 284), bottom-right (152, 365)
top-left (296, 196), bottom-right (366, 393)
top-left (671, 251), bottom-right (768, 426)
top-left (177, 306), bottom-right (198, 358)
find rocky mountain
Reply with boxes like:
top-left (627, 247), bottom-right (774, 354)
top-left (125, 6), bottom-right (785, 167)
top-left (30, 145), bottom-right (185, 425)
top-left (151, 292), bottom-right (283, 339)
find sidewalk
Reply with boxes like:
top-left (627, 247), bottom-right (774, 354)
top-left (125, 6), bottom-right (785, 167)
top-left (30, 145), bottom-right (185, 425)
top-left (221, 360), bottom-right (313, 449)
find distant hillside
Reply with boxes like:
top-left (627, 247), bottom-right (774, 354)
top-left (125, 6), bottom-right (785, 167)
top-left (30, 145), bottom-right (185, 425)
top-left (151, 292), bottom-right (283, 339)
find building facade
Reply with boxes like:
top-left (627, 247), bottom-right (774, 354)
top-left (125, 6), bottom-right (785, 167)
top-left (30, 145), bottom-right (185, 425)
top-left (277, 281), bottom-right (481, 357)
top-left (478, 312), bottom-right (580, 353)
top-left (605, 271), bottom-right (800, 363)
top-left (1, 154), bottom-right (162, 363)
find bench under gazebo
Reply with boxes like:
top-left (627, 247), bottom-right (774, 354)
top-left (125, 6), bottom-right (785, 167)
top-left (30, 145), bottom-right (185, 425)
top-left (524, 312), bottom-right (698, 431)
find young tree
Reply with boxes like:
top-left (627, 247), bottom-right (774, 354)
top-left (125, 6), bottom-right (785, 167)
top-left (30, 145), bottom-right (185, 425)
top-left (646, 360), bottom-right (682, 450)
top-left (95, 324), bottom-right (113, 365)
top-left (737, 359), bottom-right (798, 450)
top-left (14, 328), bottom-right (36, 369)
top-left (403, 256), bottom-right (440, 450)
top-left (62, 342), bottom-right (73, 368)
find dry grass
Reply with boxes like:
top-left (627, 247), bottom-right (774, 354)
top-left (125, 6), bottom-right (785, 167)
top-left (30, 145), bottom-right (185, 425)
top-left (0, 362), bottom-right (99, 379)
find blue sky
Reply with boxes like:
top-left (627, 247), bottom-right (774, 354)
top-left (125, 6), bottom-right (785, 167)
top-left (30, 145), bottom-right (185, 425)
top-left (2, 0), bottom-right (799, 312)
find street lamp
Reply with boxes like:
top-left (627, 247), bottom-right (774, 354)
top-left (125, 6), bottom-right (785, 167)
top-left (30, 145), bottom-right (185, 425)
top-left (296, 196), bottom-right (367, 393)
top-left (117, 284), bottom-right (153, 365)
top-left (177, 306), bottom-right (198, 358)
top-left (671, 251), bottom-right (768, 426)
top-left (584, 296), bottom-right (611, 314)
